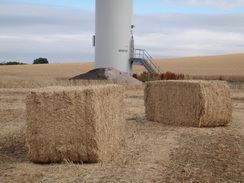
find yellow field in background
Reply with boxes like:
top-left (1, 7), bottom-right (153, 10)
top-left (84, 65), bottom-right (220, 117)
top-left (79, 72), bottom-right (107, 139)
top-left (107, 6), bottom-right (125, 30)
top-left (0, 62), bottom-right (94, 81)
top-left (134, 53), bottom-right (244, 76)
top-left (0, 53), bottom-right (243, 85)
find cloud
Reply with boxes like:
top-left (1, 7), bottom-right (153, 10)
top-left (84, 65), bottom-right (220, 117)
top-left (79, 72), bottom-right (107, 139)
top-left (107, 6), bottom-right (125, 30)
top-left (0, 2), bottom-right (94, 32)
top-left (161, 0), bottom-right (244, 11)
top-left (0, 1), bottom-right (94, 63)
top-left (134, 12), bottom-right (244, 58)
top-left (0, 1), bottom-right (244, 63)
top-left (135, 13), bottom-right (244, 33)
top-left (135, 30), bottom-right (244, 58)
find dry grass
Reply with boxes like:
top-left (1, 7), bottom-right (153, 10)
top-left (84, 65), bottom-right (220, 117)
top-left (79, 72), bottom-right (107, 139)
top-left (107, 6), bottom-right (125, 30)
top-left (162, 129), bottom-right (244, 182)
top-left (1, 86), bottom-right (244, 182)
top-left (0, 53), bottom-right (244, 182)
top-left (0, 84), bottom-right (244, 182)
top-left (192, 75), bottom-right (244, 82)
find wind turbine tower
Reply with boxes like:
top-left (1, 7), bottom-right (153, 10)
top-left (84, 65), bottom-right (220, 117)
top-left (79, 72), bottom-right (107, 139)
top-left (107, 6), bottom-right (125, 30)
top-left (94, 0), bottom-right (134, 74)
top-left (94, 0), bottom-right (162, 75)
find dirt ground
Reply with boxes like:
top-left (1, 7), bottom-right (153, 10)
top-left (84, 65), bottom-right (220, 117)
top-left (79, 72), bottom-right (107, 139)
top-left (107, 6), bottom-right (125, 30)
top-left (0, 87), bottom-right (243, 183)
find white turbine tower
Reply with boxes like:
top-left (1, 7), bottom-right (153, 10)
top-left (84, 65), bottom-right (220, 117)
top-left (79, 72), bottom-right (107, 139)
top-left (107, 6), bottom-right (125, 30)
top-left (94, 0), bottom-right (134, 74)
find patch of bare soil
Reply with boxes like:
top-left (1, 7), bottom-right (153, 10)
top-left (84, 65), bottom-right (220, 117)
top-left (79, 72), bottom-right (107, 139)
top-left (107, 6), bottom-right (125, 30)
top-left (70, 67), bottom-right (142, 84)
top-left (0, 88), bottom-right (243, 183)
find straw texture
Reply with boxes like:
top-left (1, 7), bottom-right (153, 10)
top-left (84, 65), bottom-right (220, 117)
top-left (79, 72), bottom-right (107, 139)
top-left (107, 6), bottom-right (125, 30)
top-left (145, 80), bottom-right (232, 127)
top-left (26, 85), bottom-right (124, 163)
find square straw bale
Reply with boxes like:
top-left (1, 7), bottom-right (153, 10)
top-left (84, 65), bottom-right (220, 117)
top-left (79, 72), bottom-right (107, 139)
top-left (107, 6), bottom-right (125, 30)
top-left (145, 80), bottom-right (232, 127)
top-left (26, 85), bottom-right (124, 163)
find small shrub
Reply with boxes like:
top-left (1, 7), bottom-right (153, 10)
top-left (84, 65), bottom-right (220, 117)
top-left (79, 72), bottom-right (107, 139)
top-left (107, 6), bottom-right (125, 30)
top-left (139, 72), bottom-right (151, 82)
top-left (132, 73), bottom-right (139, 79)
top-left (133, 71), bottom-right (186, 82)
top-left (219, 75), bottom-right (224, 80)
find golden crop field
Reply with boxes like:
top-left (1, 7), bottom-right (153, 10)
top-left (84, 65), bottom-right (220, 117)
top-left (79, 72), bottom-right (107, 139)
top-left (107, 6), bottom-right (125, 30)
top-left (0, 53), bottom-right (244, 182)
top-left (134, 53), bottom-right (244, 81)
top-left (0, 53), bottom-right (243, 88)
top-left (155, 53), bottom-right (244, 76)
top-left (0, 62), bottom-right (94, 82)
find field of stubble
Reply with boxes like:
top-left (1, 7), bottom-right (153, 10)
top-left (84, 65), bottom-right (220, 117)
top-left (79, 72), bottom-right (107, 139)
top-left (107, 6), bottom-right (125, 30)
top-left (0, 84), bottom-right (243, 183)
top-left (1, 54), bottom-right (244, 182)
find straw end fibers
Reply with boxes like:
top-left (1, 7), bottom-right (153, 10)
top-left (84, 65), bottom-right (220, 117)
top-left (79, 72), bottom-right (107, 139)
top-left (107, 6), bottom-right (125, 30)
top-left (145, 80), bottom-right (232, 127)
top-left (26, 85), bottom-right (125, 163)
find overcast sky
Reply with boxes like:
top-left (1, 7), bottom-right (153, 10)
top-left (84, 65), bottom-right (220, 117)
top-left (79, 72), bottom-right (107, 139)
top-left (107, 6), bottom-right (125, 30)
top-left (1, 0), bottom-right (244, 64)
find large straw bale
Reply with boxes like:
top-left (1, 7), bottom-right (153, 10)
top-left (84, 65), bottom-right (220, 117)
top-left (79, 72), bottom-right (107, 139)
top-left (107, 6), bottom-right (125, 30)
top-left (145, 80), bottom-right (232, 127)
top-left (26, 85), bottom-right (124, 163)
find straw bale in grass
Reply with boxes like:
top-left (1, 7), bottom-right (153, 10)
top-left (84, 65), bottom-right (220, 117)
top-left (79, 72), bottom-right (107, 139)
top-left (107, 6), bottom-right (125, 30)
top-left (145, 80), bottom-right (232, 127)
top-left (26, 85), bottom-right (124, 163)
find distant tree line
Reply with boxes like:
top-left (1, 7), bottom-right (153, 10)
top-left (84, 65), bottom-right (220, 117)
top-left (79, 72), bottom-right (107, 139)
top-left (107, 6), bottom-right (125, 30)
top-left (0, 57), bottom-right (49, 65)
top-left (0, 61), bottom-right (27, 65)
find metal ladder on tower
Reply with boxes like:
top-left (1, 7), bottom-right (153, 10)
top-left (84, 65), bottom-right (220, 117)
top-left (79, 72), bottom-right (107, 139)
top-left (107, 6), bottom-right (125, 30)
top-left (130, 49), bottom-right (162, 74)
